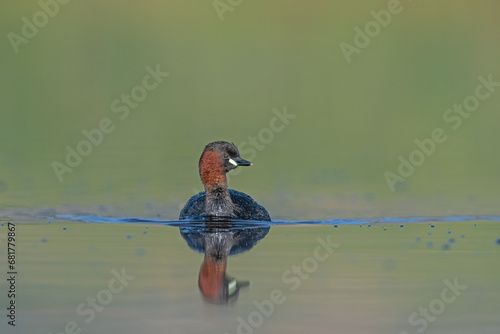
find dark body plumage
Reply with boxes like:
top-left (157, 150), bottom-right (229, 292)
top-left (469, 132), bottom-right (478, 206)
top-left (179, 189), bottom-right (271, 221)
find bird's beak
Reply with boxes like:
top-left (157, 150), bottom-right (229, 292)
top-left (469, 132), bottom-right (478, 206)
top-left (229, 157), bottom-right (252, 167)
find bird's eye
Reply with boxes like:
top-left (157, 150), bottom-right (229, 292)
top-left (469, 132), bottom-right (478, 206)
top-left (224, 153), bottom-right (229, 159)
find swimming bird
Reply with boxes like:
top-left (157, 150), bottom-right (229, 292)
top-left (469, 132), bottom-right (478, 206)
top-left (179, 141), bottom-right (270, 221)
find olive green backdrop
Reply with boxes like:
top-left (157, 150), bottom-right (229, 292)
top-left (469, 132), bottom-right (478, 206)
top-left (1, 1), bottom-right (499, 219)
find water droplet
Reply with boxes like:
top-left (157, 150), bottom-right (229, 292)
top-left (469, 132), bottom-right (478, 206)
top-left (135, 248), bottom-right (146, 257)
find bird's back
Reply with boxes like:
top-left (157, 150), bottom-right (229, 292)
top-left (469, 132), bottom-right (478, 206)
top-left (179, 189), bottom-right (271, 221)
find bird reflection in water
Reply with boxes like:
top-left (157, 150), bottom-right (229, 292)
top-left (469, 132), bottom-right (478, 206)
top-left (179, 221), bottom-right (270, 305)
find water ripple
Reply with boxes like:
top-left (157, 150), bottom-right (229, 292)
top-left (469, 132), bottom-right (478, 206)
top-left (55, 214), bottom-right (500, 227)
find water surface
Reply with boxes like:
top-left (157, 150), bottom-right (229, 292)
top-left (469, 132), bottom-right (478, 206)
top-left (1, 217), bottom-right (499, 334)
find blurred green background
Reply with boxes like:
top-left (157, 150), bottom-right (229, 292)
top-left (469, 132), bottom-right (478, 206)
top-left (1, 0), bottom-right (499, 220)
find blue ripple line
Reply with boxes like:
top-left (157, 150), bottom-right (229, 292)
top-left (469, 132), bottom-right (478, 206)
top-left (55, 214), bottom-right (500, 226)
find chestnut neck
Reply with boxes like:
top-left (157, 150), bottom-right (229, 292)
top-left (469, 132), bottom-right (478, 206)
top-left (198, 232), bottom-right (234, 300)
top-left (199, 151), bottom-right (228, 192)
top-left (199, 150), bottom-right (236, 217)
top-left (198, 255), bottom-right (227, 300)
